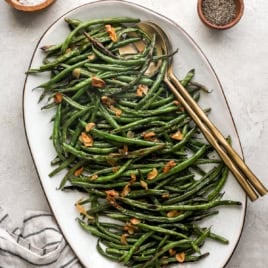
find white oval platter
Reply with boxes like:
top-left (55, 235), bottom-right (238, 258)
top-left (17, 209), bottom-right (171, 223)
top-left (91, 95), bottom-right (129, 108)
top-left (23, 1), bottom-right (246, 267)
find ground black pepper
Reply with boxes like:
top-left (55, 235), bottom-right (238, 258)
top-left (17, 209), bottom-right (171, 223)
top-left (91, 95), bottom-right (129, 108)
top-left (201, 0), bottom-right (237, 26)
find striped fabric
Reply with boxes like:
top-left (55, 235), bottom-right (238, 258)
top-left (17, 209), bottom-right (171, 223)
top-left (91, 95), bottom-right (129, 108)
top-left (0, 207), bottom-right (82, 267)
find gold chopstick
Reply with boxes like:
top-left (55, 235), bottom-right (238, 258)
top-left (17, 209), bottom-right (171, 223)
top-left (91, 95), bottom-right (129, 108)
top-left (165, 69), bottom-right (267, 201)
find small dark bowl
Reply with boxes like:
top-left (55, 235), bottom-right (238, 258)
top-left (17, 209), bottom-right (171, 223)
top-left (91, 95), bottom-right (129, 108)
top-left (197, 0), bottom-right (244, 30)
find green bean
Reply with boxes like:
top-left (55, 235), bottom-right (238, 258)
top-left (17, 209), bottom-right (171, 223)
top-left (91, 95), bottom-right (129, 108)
top-left (96, 240), bottom-right (120, 261)
top-left (95, 220), bottom-right (124, 242)
top-left (65, 52), bottom-right (94, 65)
top-left (85, 63), bottom-right (133, 72)
top-left (154, 174), bottom-right (194, 190)
top-left (116, 75), bottom-right (153, 86)
top-left (159, 223), bottom-right (189, 232)
top-left (62, 143), bottom-right (115, 162)
top-left (160, 252), bottom-right (210, 266)
top-left (134, 241), bottom-right (158, 255)
top-left (164, 164), bottom-right (223, 204)
top-left (62, 95), bottom-right (90, 110)
top-left (100, 239), bottom-right (131, 250)
top-left (64, 77), bottom-right (93, 93)
top-left (122, 35), bottom-right (156, 91)
top-left (105, 247), bottom-right (127, 256)
top-left (83, 124), bottom-right (164, 147)
top-left (62, 109), bottom-right (90, 143)
top-left (59, 159), bottom-right (86, 189)
top-left (188, 210), bottom-right (219, 222)
top-left (48, 155), bottom-right (76, 177)
top-left (37, 49), bottom-right (80, 72)
top-left (143, 239), bottom-right (192, 268)
top-left (148, 95), bottom-right (174, 108)
top-left (126, 189), bottom-right (168, 199)
top-left (70, 179), bottom-right (129, 189)
top-left (105, 78), bottom-right (129, 88)
top-left (152, 114), bottom-right (188, 134)
top-left (117, 99), bottom-right (137, 108)
top-left (111, 37), bottom-right (142, 50)
top-left (117, 144), bottom-right (166, 160)
top-left (93, 46), bottom-right (146, 66)
top-left (89, 141), bottom-right (113, 148)
top-left (168, 126), bottom-right (197, 152)
top-left (196, 158), bottom-right (222, 164)
top-left (118, 103), bottom-right (179, 117)
top-left (121, 167), bottom-right (156, 176)
top-left (40, 43), bottom-right (62, 54)
top-left (136, 60), bottom-right (167, 109)
top-left (52, 104), bottom-right (65, 160)
top-left (38, 59), bottom-right (89, 88)
top-left (115, 27), bottom-right (147, 41)
top-left (123, 231), bottom-right (154, 263)
top-left (50, 156), bottom-right (61, 166)
top-left (64, 17), bottom-right (81, 28)
top-left (104, 213), bottom-right (130, 221)
top-left (81, 145), bottom-right (117, 154)
top-left (99, 104), bottom-right (120, 129)
top-left (93, 159), bottom-right (133, 182)
top-left (111, 116), bottom-right (160, 134)
top-left (181, 69), bottom-right (195, 87)
top-left (208, 166), bottom-right (229, 200)
top-left (110, 202), bottom-right (193, 223)
top-left (192, 224), bottom-right (229, 244)
top-left (118, 195), bottom-right (241, 212)
top-left (61, 17), bottom-right (140, 53)
top-left (70, 109), bottom-right (92, 146)
top-left (148, 145), bottom-right (208, 185)
top-left (70, 70), bottom-right (139, 100)
top-left (86, 189), bottom-right (106, 198)
top-left (209, 231), bottom-right (229, 244)
top-left (79, 219), bottom-right (130, 244)
top-left (136, 223), bottom-right (188, 239)
top-left (155, 234), bottom-right (169, 252)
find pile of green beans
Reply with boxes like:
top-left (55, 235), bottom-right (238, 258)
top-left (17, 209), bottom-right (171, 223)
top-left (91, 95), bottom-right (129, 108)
top-left (30, 16), bottom-right (241, 267)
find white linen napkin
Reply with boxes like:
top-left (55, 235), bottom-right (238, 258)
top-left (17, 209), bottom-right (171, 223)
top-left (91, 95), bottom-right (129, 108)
top-left (0, 207), bottom-right (82, 267)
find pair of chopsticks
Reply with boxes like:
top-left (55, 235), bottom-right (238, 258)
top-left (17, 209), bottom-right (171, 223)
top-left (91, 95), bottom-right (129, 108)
top-left (164, 68), bottom-right (267, 201)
